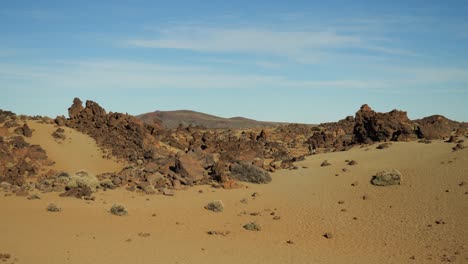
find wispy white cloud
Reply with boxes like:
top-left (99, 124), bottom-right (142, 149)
top-left (124, 26), bottom-right (415, 63)
top-left (0, 60), bottom-right (387, 91)
top-left (1, 60), bottom-right (467, 93)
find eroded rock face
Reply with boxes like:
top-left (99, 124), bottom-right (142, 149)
top-left (414, 115), bottom-right (460, 140)
top-left (0, 136), bottom-right (52, 187)
top-left (353, 104), bottom-right (418, 143)
top-left (174, 151), bottom-right (213, 184)
top-left (58, 98), bottom-right (163, 163)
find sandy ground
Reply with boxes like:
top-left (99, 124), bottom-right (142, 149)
top-left (1, 141), bottom-right (467, 264)
top-left (24, 121), bottom-right (124, 175)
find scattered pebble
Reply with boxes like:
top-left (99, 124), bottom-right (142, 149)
top-left (0, 253), bottom-right (11, 261)
top-left (207, 230), bottom-right (230, 236)
top-left (27, 194), bottom-right (41, 200)
top-left (286, 240), bottom-right (295, 244)
top-left (138, 232), bottom-right (151, 237)
top-left (321, 160), bottom-right (331, 167)
top-left (323, 232), bottom-right (333, 239)
top-left (273, 216), bottom-right (281, 220)
top-left (351, 181), bottom-right (359, 186)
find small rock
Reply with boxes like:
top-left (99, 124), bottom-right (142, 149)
top-left (362, 194), bottom-right (369, 200)
top-left (46, 203), bottom-right (62, 212)
top-left (110, 204), bottom-right (128, 216)
top-left (27, 194), bottom-right (41, 200)
top-left (138, 232), bottom-right (151, 237)
top-left (338, 200), bottom-right (345, 205)
top-left (371, 169), bottom-right (402, 186)
top-left (351, 181), bottom-right (359, 186)
top-left (272, 216), bottom-right (281, 220)
top-left (162, 189), bottom-right (174, 196)
top-left (243, 222), bottom-right (262, 231)
top-left (207, 230), bottom-right (230, 236)
top-left (348, 160), bottom-right (358, 166)
top-left (204, 200), bottom-right (224, 212)
top-left (320, 160), bottom-right (331, 167)
top-left (323, 232), bottom-right (333, 239)
top-left (376, 143), bottom-right (391, 149)
top-left (286, 240), bottom-right (295, 244)
top-left (240, 198), bottom-right (248, 204)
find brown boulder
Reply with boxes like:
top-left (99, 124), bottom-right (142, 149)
top-left (174, 151), bottom-right (208, 183)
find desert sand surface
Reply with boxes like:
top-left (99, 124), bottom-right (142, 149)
top-left (1, 141), bottom-right (467, 264)
top-left (24, 121), bottom-right (124, 175)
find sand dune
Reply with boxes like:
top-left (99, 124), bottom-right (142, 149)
top-left (1, 141), bottom-right (466, 263)
top-left (24, 121), bottom-right (124, 175)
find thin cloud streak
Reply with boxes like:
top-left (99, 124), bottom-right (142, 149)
top-left (1, 60), bottom-right (467, 93)
top-left (124, 26), bottom-right (417, 63)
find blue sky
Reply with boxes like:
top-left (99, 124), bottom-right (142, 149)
top-left (1, 0), bottom-right (467, 123)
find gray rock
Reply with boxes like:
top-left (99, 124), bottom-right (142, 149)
top-left (204, 200), bottom-right (224, 212)
top-left (110, 204), bottom-right (128, 216)
top-left (162, 188), bottom-right (174, 196)
top-left (371, 169), bottom-right (402, 186)
top-left (230, 162), bottom-right (272, 184)
top-left (46, 203), bottom-right (62, 212)
top-left (243, 222), bottom-right (262, 231)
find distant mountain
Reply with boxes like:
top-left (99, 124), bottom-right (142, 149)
top-left (136, 110), bottom-right (288, 129)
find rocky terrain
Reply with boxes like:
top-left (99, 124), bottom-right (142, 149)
top-left (1, 99), bottom-right (467, 264)
top-left (1, 99), bottom-right (466, 199)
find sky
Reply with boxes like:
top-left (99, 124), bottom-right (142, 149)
top-left (1, 0), bottom-right (468, 123)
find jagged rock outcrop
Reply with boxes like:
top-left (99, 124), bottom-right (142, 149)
top-left (353, 104), bottom-right (418, 143)
top-left (0, 136), bottom-right (52, 187)
top-left (57, 98), bottom-right (163, 163)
